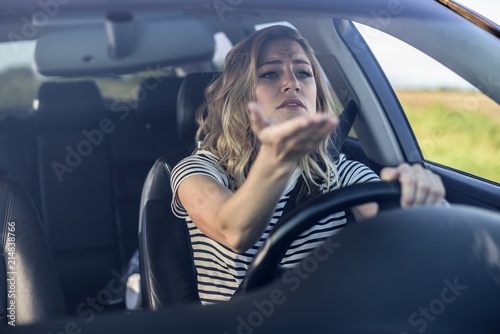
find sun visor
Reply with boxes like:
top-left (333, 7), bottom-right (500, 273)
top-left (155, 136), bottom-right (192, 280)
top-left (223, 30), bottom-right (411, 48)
top-left (34, 15), bottom-right (215, 76)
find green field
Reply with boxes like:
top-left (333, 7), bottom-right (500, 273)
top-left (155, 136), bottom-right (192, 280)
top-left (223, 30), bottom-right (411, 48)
top-left (396, 90), bottom-right (500, 184)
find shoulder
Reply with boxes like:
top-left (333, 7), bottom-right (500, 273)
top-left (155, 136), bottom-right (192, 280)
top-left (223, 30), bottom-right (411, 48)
top-left (335, 154), bottom-right (380, 187)
top-left (171, 150), bottom-right (229, 188)
top-left (171, 150), bottom-right (229, 219)
top-left (173, 149), bottom-right (220, 171)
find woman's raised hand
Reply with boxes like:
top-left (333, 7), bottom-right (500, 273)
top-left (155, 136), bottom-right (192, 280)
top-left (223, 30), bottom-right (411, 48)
top-left (248, 102), bottom-right (338, 164)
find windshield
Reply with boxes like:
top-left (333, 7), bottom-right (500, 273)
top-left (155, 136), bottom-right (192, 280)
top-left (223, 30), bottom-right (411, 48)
top-left (0, 32), bottom-right (233, 112)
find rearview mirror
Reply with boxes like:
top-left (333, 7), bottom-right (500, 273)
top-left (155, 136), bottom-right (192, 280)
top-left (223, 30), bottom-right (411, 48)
top-left (34, 16), bottom-right (214, 76)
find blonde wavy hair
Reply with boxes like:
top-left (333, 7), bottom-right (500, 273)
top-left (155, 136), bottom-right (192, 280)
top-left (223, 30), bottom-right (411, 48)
top-left (196, 25), bottom-right (340, 198)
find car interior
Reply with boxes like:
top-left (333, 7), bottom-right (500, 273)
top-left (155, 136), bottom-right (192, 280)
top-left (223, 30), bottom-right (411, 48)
top-left (1, 0), bottom-right (500, 332)
top-left (0, 16), bottom-right (391, 319)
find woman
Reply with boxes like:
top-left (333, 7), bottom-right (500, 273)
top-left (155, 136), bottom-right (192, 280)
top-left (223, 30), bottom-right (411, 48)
top-left (171, 25), bottom-right (445, 304)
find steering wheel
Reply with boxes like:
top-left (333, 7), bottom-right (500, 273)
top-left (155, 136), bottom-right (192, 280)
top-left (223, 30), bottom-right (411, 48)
top-left (239, 181), bottom-right (401, 293)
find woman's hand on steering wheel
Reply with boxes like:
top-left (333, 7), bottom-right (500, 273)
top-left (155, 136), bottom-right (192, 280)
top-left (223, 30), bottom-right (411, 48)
top-left (380, 163), bottom-right (446, 207)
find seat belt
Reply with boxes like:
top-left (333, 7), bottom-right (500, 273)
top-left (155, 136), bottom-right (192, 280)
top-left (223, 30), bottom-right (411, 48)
top-left (276, 176), bottom-right (305, 224)
top-left (335, 100), bottom-right (359, 224)
top-left (333, 100), bottom-right (358, 153)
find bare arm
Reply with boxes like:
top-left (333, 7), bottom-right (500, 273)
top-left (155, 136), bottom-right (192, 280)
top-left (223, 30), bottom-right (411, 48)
top-left (177, 103), bottom-right (338, 253)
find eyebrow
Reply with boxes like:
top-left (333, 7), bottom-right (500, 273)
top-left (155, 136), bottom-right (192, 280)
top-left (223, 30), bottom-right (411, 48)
top-left (257, 59), bottom-right (311, 68)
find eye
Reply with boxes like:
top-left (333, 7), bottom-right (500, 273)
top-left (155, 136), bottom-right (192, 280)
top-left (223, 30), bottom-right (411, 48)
top-left (260, 71), bottom-right (279, 79)
top-left (296, 70), bottom-right (313, 79)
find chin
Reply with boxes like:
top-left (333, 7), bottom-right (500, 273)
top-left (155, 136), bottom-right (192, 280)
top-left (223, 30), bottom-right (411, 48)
top-left (277, 109), bottom-right (308, 122)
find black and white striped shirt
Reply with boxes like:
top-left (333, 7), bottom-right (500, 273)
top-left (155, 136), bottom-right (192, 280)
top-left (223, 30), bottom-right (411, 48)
top-left (171, 150), bottom-right (379, 304)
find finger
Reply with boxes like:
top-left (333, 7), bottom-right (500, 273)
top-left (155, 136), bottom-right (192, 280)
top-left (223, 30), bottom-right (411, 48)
top-left (297, 114), bottom-right (338, 140)
top-left (256, 112), bottom-right (337, 158)
top-left (424, 172), bottom-right (446, 205)
top-left (274, 115), bottom-right (330, 144)
top-left (380, 167), bottom-right (400, 181)
top-left (248, 102), bottom-right (271, 134)
top-left (288, 117), bottom-right (337, 151)
top-left (294, 119), bottom-right (335, 147)
top-left (411, 164), bottom-right (431, 206)
top-left (316, 114), bottom-right (339, 136)
top-left (257, 116), bottom-right (310, 149)
top-left (312, 113), bottom-right (339, 129)
top-left (423, 176), bottom-right (439, 205)
top-left (397, 163), bottom-right (416, 207)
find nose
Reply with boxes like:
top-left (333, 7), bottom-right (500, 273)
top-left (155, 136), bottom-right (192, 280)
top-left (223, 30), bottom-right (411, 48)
top-left (281, 70), bottom-right (300, 94)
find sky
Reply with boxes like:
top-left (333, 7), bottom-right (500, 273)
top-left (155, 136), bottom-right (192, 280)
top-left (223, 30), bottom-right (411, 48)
top-left (357, 0), bottom-right (500, 90)
top-left (1, 0), bottom-right (500, 90)
top-left (458, 0), bottom-right (500, 24)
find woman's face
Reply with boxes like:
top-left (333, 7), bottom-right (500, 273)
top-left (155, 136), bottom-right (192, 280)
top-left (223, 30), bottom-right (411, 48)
top-left (255, 39), bottom-right (317, 123)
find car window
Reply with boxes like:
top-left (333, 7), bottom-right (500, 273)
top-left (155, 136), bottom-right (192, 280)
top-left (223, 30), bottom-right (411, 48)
top-left (213, 32), bottom-right (233, 71)
top-left (0, 41), bottom-right (38, 110)
top-left (356, 23), bottom-right (500, 184)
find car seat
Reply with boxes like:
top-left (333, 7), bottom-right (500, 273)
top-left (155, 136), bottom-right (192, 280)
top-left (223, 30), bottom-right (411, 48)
top-left (33, 81), bottom-right (121, 312)
top-left (138, 73), bottom-right (218, 309)
top-left (0, 177), bottom-right (66, 325)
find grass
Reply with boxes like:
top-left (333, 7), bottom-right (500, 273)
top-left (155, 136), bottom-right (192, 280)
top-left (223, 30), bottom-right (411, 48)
top-left (396, 90), bottom-right (500, 184)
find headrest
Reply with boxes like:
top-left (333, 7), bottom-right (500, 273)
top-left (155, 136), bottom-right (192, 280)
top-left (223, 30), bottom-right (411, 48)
top-left (136, 76), bottom-right (183, 124)
top-left (176, 72), bottom-right (220, 142)
top-left (34, 81), bottom-right (104, 131)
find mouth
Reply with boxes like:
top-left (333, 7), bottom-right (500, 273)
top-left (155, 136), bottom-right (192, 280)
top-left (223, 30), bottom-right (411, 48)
top-left (277, 99), bottom-right (305, 109)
